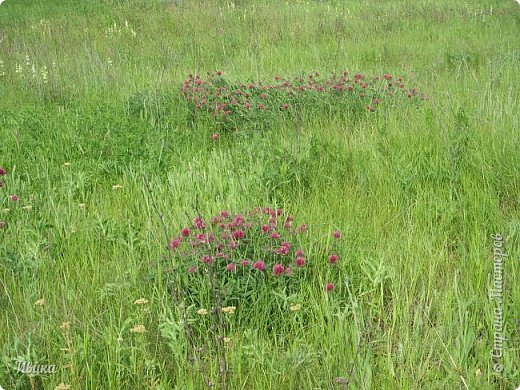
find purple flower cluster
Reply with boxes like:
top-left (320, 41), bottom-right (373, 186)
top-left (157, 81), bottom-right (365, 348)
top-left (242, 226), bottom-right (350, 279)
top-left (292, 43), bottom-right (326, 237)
top-left (164, 207), bottom-right (341, 293)
top-left (181, 70), bottom-right (427, 134)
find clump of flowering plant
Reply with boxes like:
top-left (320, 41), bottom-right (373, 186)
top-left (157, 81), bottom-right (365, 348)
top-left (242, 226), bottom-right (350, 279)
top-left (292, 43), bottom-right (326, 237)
top-left (160, 207), bottom-right (330, 321)
top-left (166, 207), bottom-right (310, 296)
top-left (181, 70), bottom-right (427, 133)
top-left (150, 207), bottom-right (350, 375)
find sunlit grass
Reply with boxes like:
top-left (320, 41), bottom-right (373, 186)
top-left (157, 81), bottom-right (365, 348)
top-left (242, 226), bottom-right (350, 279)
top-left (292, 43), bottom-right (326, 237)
top-left (0, 0), bottom-right (519, 389)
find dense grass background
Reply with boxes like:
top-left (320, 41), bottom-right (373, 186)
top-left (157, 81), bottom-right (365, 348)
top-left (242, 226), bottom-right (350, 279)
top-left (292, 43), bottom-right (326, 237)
top-left (1, 0), bottom-right (519, 388)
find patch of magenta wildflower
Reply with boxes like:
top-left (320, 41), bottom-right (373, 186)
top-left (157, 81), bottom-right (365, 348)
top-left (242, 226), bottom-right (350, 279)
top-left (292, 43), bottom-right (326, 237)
top-left (181, 70), bottom-right (427, 133)
top-left (158, 207), bottom-right (349, 316)
top-left (168, 208), bottom-right (312, 279)
top-left (163, 207), bottom-right (321, 307)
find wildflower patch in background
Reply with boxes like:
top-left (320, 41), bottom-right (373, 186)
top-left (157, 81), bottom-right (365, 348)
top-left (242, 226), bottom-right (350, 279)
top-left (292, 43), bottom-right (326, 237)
top-left (181, 70), bottom-right (427, 133)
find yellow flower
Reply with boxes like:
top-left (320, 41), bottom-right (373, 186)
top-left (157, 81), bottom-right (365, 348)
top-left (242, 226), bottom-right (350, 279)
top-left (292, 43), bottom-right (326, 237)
top-left (78, 203), bottom-right (86, 208)
top-left (35, 298), bottom-right (45, 306)
top-left (63, 162), bottom-right (72, 167)
top-left (112, 184), bottom-right (123, 190)
top-left (3, 208), bottom-right (10, 213)
top-left (223, 337), bottom-right (231, 343)
top-left (290, 304), bottom-right (302, 312)
top-left (222, 306), bottom-right (236, 314)
top-left (22, 205), bottom-right (32, 210)
top-left (130, 324), bottom-right (146, 334)
top-left (197, 308), bottom-right (208, 315)
top-left (134, 298), bottom-right (149, 305)
top-left (55, 384), bottom-right (71, 390)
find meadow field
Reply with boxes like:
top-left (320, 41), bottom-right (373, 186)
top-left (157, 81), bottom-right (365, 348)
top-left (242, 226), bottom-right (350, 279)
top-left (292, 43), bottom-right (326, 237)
top-left (0, 0), bottom-right (519, 389)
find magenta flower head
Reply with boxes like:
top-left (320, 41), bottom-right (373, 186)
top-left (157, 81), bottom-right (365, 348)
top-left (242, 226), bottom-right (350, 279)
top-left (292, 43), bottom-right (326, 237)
top-left (168, 237), bottom-right (181, 249)
top-left (240, 259), bottom-right (251, 267)
top-left (328, 254), bottom-right (338, 264)
top-left (187, 265), bottom-right (197, 273)
top-left (273, 263), bottom-right (285, 276)
top-left (220, 210), bottom-right (229, 218)
top-left (211, 133), bottom-right (219, 140)
top-left (333, 230), bottom-right (342, 239)
top-left (295, 249), bottom-right (304, 257)
top-left (196, 233), bottom-right (206, 243)
top-left (270, 232), bottom-right (280, 239)
top-left (232, 230), bottom-right (245, 240)
top-left (10, 195), bottom-right (18, 202)
top-left (201, 255), bottom-right (214, 264)
top-left (295, 257), bottom-right (306, 267)
top-left (0, 168), bottom-right (6, 176)
top-left (0, 180), bottom-right (3, 189)
top-left (325, 283), bottom-right (334, 292)
top-left (232, 214), bottom-right (245, 226)
top-left (253, 260), bottom-right (266, 271)
top-left (193, 216), bottom-right (206, 229)
top-left (181, 227), bottom-right (191, 237)
top-left (261, 224), bottom-right (270, 233)
top-left (226, 263), bottom-right (236, 272)
top-left (274, 245), bottom-right (289, 255)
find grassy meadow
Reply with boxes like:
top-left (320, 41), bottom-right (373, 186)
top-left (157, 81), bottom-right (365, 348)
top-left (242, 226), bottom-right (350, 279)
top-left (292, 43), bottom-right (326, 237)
top-left (0, 0), bottom-right (519, 389)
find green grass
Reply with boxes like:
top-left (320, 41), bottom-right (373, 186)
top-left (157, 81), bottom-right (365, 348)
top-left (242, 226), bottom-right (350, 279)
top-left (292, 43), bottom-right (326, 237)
top-left (0, 0), bottom-right (519, 389)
